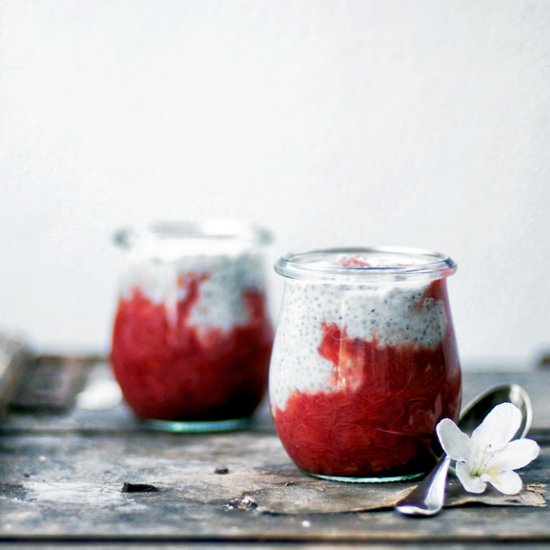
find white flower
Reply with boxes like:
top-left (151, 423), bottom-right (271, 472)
top-left (436, 403), bottom-right (540, 495)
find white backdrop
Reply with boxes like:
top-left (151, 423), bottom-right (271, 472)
top-left (1, 1), bottom-right (549, 367)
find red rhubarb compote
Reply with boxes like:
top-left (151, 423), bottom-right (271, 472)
top-left (111, 225), bottom-right (273, 424)
top-left (270, 249), bottom-right (461, 480)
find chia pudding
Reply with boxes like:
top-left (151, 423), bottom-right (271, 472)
top-left (111, 222), bottom-right (273, 427)
top-left (269, 247), bottom-right (461, 481)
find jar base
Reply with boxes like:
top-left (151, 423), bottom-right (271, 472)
top-left (308, 471), bottom-right (425, 483)
top-left (140, 417), bottom-right (252, 433)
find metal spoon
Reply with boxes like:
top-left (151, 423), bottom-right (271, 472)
top-left (395, 384), bottom-right (533, 517)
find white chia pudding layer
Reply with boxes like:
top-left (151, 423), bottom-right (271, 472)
top-left (269, 279), bottom-right (448, 411)
top-left (118, 252), bottom-right (266, 332)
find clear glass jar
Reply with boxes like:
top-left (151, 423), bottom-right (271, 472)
top-left (111, 220), bottom-right (274, 432)
top-left (269, 247), bottom-right (461, 482)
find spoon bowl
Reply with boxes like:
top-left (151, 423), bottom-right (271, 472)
top-left (458, 384), bottom-right (532, 436)
top-left (395, 383), bottom-right (533, 517)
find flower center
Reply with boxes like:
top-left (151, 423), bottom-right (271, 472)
top-left (471, 444), bottom-right (493, 477)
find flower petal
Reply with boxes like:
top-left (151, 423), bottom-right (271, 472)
top-left (488, 438), bottom-right (540, 471)
top-left (482, 470), bottom-right (523, 495)
top-left (456, 462), bottom-right (486, 493)
top-left (471, 403), bottom-right (521, 451)
top-left (436, 418), bottom-right (471, 461)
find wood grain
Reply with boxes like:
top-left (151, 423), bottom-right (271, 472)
top-left (1, 362), bottom-right (550, 545)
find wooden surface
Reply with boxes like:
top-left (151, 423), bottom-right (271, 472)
top-left (2, 361), bottom-right (550, 548)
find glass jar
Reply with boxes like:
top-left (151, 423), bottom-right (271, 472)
top-left (269, 247), bottom-right (461, 482)
top-left (111, 220), bottom-right (274, 432)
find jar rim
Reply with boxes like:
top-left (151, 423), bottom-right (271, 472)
top-left (275, 246), bottom-right (457, 282)
top-left (114, 220), bottom-right (272, 249)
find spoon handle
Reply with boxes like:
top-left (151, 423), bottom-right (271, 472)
top-left (395, 455), bottom-right (451, 516)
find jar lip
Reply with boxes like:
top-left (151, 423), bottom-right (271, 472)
top-left (275, 246), bottom-right (457, 282)
top-left (114, 220), bottom-right (272, 249)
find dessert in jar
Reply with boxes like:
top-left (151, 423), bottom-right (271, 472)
top-left (111, 221), bottom-right (274, 432)
top-left (269, 247), bottom-right (461, 481)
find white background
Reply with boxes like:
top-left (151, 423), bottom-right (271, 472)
top-left (1, 1), bottom-right (549, 368)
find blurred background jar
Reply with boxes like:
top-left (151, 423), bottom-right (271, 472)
top-left (269, 247), bottom-right (461, 482)
top-left (111, 220), bottom-right (273, 432)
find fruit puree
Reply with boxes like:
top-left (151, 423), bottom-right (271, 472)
top-left (270, 273), bottom-right (461, 478)
top-left (112, 254), bottom-right (273, 421)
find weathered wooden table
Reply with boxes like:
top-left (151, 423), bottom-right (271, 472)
top-left (1, 359), bottom-right (550, 549)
